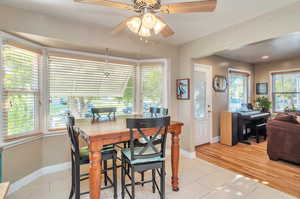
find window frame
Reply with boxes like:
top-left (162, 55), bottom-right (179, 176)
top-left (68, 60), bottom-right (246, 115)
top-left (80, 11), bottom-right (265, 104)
top-left (0, 33), bottom-right (170, 142)
top-left (228, 68), bottom-right (251, 111)
top-left (0, 41), bottom-right (42, 141)
top-left (270, 69), bottom-right (300, 113)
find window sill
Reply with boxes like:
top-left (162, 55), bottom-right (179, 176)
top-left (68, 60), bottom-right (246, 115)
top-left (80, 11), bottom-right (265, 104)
top-left (1, 131), bottom-right (67, 150)
top-left (1, 133), bottom-right (43, 150)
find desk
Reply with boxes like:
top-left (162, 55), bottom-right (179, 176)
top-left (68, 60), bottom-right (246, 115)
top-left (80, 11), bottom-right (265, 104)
top-left (75, 118), bottom-right (184, 199)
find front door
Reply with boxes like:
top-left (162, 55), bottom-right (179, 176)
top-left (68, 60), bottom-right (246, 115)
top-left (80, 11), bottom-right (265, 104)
top-left (193, 64), bottom-right (212, 146)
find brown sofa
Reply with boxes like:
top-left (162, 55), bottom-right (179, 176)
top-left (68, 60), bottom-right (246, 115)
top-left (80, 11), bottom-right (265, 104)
top-left (267, 119), bottom-right (300, 164)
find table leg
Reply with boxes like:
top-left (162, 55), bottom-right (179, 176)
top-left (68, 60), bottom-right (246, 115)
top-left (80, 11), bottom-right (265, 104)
top-left (89, 145), bottom-right (102, 199)
top-left (171, 133), bottom-right (180, 191)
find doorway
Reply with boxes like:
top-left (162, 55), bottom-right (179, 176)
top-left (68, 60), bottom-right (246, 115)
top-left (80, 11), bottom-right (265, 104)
top-left (193, 64), bottom-right (213, 146)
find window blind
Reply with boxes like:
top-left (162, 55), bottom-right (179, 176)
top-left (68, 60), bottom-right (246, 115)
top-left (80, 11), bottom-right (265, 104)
top-left (48, 55), bottom-right (136, 128)
top-left (1, 44), bottom-right (40, 138)
top-left (141, 64), bottom-right (164, 112)
top-left (48, 56), bottom-right (135, 97)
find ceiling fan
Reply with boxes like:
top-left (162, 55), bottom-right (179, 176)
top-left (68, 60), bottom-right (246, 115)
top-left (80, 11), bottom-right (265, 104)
top-left (74, 0), bottom-right (217, 38)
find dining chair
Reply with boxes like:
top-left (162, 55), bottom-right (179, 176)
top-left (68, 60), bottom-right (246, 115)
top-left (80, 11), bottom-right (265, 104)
top-left (137, 107), bottom-right (169, 183)
top-left (91, 107), bottom-right (116, 120)
top-left (121, 116), bottom-right (170, 199)
top-left (66, 116), bottom-right (118, 199)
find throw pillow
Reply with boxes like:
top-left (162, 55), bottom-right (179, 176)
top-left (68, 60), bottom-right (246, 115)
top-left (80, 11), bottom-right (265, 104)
top-left (275, 113), bottom-right (299, 124)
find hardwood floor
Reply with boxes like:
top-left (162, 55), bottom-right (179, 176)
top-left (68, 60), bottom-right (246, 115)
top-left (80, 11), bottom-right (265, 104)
top-left (196, 140), bottom-right (300, 198)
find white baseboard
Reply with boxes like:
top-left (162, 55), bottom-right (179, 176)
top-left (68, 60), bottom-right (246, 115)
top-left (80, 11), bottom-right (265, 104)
top-left (210, 136), bottom-right (220, 144)
top-left (180, 149), bottom-right (196, 159)
top-left (166, 148), bottom-right (196, 159)
top-left (8, 162), bottom-right (71, 195)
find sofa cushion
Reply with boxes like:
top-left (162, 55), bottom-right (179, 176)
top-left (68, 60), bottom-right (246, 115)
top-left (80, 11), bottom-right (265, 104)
top-left (274, 113), bottom-right (299, 124)
top-left (287, 112), bottom-right (300, 124)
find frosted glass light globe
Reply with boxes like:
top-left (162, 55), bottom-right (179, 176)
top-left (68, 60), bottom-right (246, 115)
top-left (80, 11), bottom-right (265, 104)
top-left (142, 13), bottom-right (156, 29)
top-left (153, 17), bottom-right (166, 34)
top-left (127, 17), bottom-right (141, 34)
top-left (138, 26), bottom-right (151, 37)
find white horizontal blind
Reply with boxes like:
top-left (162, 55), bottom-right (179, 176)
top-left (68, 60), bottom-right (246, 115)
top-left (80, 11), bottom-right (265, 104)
top-left (48, 55), bottom-right (136, 128)
top-left (141, 64), bottom-right (164, 112)
top-left (48, 56), bottom-right (135, 97)
top-left (1, 44), bottom-right (40, 138)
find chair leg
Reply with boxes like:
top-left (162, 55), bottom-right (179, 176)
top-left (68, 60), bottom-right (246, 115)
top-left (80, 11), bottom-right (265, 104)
top-left (256, 128), bottom-right (259, 143)
top-left (160, 162), bottom-right (165, 199)
top-left (104, 160), bottom-right (108, 186)
top-left (74, 160), bottom-right (80, 199)
top-left (152, 169), bottom-right (156, 194)
top-left (113, 153), bottom-right (118, 199)
top-left (69, 158), bottom-right (75, 199)
top-left (131, 166), bottom-right (135, 199)
top-left (121, 155), bottom-right (125, 199)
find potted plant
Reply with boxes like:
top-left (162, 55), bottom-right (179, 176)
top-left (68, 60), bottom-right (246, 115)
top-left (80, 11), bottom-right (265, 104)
top-left (255, 96), bottom-right (272, 113)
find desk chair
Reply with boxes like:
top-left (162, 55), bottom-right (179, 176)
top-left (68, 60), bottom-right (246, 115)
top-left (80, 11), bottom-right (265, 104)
top-left (66, 116), bottom-right (118, 199)
top-left (121, 116), bottom-right (170, 199)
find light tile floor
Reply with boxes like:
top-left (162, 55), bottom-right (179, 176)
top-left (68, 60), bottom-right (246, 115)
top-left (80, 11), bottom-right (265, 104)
top-left (7, 156), bottom-right (296, 199)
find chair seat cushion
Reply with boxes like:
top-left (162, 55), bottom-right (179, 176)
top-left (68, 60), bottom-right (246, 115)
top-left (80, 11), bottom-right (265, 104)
top-left (122, 147), bottom-right (165, 164)
top-left (80, 145), bottom-right (114, 159)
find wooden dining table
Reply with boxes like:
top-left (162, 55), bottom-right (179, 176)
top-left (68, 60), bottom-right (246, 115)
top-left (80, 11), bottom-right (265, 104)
top-left (75, 117), bottom-right (184, 199)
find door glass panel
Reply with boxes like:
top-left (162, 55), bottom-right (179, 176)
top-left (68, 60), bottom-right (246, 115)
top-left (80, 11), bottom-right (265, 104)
top-left (194, 70), bottom-right (206, 119)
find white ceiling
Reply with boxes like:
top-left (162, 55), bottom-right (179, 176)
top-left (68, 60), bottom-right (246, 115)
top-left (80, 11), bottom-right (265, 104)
top-left (0, 0), bottom-right (299, 45)
top-left (216, 32), bottom-right (300, 64)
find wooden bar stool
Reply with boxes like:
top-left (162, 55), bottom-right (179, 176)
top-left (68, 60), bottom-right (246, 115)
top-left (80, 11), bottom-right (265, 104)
top-left (121, 116), bottom-right (170, 199)
top-left (66, 116), bottom-right (118, 199)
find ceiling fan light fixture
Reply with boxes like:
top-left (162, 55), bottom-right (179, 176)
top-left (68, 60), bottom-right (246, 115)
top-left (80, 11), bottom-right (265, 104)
top-left (138, 26), bottom-right (151, 37)
top-left (142, 13), bottom-right (157, 29)
top-left (153, 17), bottom-right (166, 34)
top-left (126, 17), bottom-right (142, 34)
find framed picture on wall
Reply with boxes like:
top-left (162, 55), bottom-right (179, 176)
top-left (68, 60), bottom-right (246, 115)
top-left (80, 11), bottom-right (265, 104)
top-left (256, 83), bottom-right (268, 95)
top-left (176, 79), bottom-right (190, 100)
top-left (213, 75), bottom-right (227, 92)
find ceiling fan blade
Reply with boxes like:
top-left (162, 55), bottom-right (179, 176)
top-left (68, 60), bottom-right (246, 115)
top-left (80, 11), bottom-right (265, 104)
top-left (160, 0), bottom-right (217, 14)
top-left (74, 0), bottom-right (133, 10)
top-left (111, 17), bottom-right (133, 34)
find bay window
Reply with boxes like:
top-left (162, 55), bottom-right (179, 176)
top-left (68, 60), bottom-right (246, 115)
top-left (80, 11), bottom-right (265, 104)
top-left (228, 71), bottom-right (250, 112)
top-left (0, 35), bottom-right (168, 139)
top-left (1, 43), bottom-right (40, 139)
top-left (272, 71), bottom-right (300, 112)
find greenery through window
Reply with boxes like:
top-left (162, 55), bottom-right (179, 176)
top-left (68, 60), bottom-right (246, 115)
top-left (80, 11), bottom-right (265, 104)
top-left (2, 45), bottom-right (39, 137)
top-left (228, 72), bottom-right (249, 112)
top-left (142, 65), bottom-right (164, 112)
top-left (272, 72), bottom-right (300, 112)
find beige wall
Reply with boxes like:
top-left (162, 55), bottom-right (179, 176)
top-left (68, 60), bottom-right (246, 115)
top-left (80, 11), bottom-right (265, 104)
top-left (178, 2), bottom-right (300, 152)
top-left (254, 56), bottom-right (300, 100)
top-left (195, 56), bottom-right (254, 138)
top-left (2, 135), bottom-right (70, 183)
top-left (2, 139), bottom-right (43, 183)
top-left (41, 135), bottom-right (70, 168)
